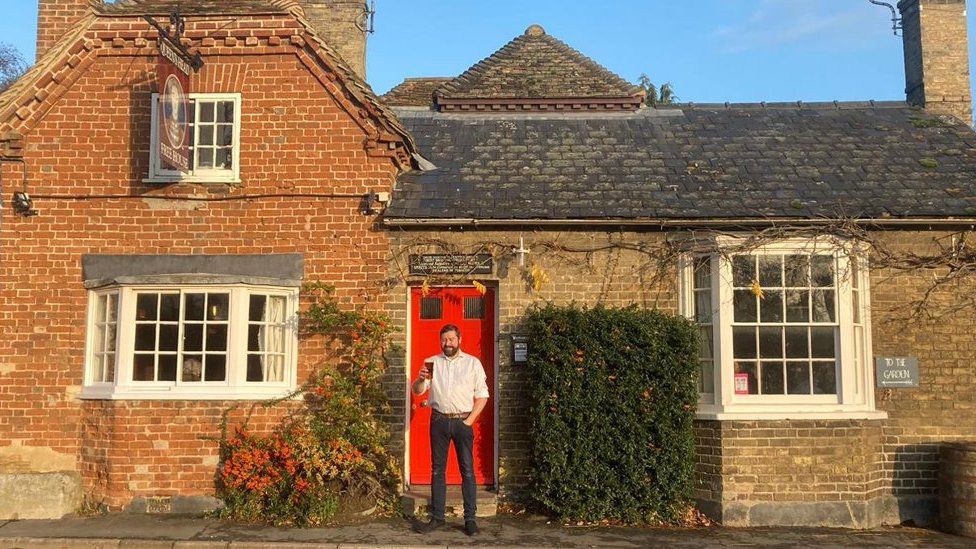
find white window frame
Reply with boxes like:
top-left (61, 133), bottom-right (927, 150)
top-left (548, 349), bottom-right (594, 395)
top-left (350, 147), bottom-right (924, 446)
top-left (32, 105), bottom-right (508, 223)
top-left (81, 284), bottom-right (298, 400)
top-left (679, 236), bottom-right (885, 420)
top-left (147, 93), bottom-right (242, 184)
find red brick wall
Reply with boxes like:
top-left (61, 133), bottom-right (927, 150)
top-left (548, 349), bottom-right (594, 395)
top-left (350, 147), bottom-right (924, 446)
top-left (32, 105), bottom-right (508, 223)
top-left (0, 24), bottom-right (400, 510)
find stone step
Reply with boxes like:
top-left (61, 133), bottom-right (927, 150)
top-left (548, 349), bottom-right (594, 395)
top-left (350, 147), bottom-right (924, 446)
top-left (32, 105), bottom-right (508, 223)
top-left (401, 486), bottom-right (498, 518)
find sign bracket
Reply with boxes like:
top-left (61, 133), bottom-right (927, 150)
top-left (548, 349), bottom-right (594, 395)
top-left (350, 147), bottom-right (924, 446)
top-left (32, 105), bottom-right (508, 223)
top-left (143, 10), bottom-right (204, 72)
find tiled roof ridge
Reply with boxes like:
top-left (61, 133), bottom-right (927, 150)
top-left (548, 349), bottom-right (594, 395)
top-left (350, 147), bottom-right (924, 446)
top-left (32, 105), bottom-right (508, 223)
top-left (673, 100), bottom-right (911, 110)
top-left (380, 77), bottom-right (455, 107)
top-left (98, 0), bottom-right (294, 14)
top-left (437, 25), bottom-right (643, 101)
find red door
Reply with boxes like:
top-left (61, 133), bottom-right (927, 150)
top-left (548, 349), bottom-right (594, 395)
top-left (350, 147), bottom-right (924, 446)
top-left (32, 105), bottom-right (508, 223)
top-left (409, 286), bottom-right (495, 486)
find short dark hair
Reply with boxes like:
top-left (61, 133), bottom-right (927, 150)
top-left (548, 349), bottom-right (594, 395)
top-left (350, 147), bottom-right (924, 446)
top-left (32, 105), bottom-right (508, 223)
top-left (440, 324), bottom-right (461, 338)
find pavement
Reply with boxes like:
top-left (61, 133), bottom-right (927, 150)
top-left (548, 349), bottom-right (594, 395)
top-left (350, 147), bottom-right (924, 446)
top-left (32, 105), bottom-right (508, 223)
top-left (0, 514), bottom-right (973, 548)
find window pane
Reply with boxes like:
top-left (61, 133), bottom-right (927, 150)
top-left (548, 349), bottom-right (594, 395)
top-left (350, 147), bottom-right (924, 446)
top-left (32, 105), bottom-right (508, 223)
top-left (199, 102), bottom-right (215, 122)
top-left (700, 360), bottom-right (714, 393)
top-left (184, 324), bottom-right (203, 352)
top-left (464, 297), bottom-right (485, 319)
top-left (182, 355), bottom-right (203, 382)
top-left (106, 293), bottom-right (118, 323)
top-left (760, 290), bottom-right (784, 322)
top-left (205, 355), bottom-right (226, 382)
top-left (218, 125), bottom-right (234, 147)
top-left (784, 255), bottom-right (810, 287)
top-left (812, 256), bottom-right (835, 287)
top-left (758, 255), bottom-right (782, 287)
top-left (160, 294), bottom-right (180, 322)
top-left (247, 354), bottom-right (264, 382)
top-left (760, 362), bottom-right (785, 394)
top-left (217, 101), bottom-right (235, 123)
top-left (207, 325), bottom-right (228, 352)
top-left (785, 327), bottom-right (809, 358)
top-left (420, 297), bottom-right (442, 320)
top-left (694, 291), bottom-right (712, 323)
top-left (105, 323), bottom-right (117, 353)
top-left (158, 324), bottom-right (179, 352)
top-left (216, 148), bottom-right (232, 169)
top-left (787, 363), bottom-right (811, 394)
top-left (813, 361), bottom-right (837, 394)
top-left (267, 355), bottom-right (285, 382)
top-left (159, 355), bottom-right (177, 381)
top-left (735, 361), bottom-right (758, 395)
top-left (811, 327), bottom-right (836, 358)
top-left (208, 293), bottom-right (230, 321)
top-left (732, 256), bottom-right (755, 287)
top-left (198, 125), bottom-right (214, 146)
top-left (733, 290), bottom-right (757, 322)
top-left (135, 325), bottom-right (156, 351)
top-left (699, 326), bottom-right (714, 359)
top-left (759, 327), bottom-right (783, 358)
top-left (785, 290), bottom-right (809, 322)
top-left (733, 327), bottom-right (757, 359)
top-left (104, 353), bottom-right (115, 383)
top-left (249, 295), bottom-right (267, 322)
top-left (197, 148), bottom-right (214, 169)
top-left (693, 257), bottom-right (710, 289)
top-left (812, 290), bottom-right (835, 322)
top-left (133, 354), bottom-right (155, 381)
top-left (93, 324), bottom-right (106, 354)
top-left (248, 325), bottom-right (262, 352)
top-left (137, 294), bottom-right (158, 321)
top-left (185, 294), bottom-right (205, 321)
top-left (95, 295), bottom-right (107, 323)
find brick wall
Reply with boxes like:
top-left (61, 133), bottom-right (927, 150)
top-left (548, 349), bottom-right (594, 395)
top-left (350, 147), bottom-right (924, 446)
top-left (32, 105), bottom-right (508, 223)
top-left (0, 16), bottom-right (401, 511)
top-left (36, 0), bottom-right (96, 61)
top-left (389, 229), bottom-right (976, 526)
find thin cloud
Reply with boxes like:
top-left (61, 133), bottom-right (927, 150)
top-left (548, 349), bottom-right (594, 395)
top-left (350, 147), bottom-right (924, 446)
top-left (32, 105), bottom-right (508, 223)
top-left (714, 0), bottom-right (887, 54)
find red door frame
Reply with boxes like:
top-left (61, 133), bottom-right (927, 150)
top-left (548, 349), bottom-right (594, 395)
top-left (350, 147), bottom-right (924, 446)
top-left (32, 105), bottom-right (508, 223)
top-left (406, 285), bottom-right (497, 487)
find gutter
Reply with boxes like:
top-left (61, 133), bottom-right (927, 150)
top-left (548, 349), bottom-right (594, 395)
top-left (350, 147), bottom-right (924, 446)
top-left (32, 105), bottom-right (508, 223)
top-left (383, 217), bottom-right (976, 229)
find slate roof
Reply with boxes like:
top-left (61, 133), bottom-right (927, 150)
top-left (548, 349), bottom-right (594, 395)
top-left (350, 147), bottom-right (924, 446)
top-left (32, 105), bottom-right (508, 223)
top-left (381, 77), bottom-right (452, 107)
top-left (435, 25), bottom-right (643, 110)
top-left (386, 104), bottom-right (976, 223)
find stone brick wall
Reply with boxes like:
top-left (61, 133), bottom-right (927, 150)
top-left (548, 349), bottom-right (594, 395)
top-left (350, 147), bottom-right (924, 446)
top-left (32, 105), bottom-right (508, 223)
top-left (899, 0), bottom-right (973, 123)
top-left (388, 229), bottom-right (976, 526)
top-left (0, 15), bottom-right (401, 511)
top-left (299, 0), bottom-right (369, 78)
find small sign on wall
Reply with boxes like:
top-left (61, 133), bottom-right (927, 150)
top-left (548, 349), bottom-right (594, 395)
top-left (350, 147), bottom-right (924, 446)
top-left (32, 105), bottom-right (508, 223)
top-left (512, 335), bottom-right (528, 366)
top-left (734, 373), bottom-right (750, 395)
top-left (875, 357), bottom-right (920, 388)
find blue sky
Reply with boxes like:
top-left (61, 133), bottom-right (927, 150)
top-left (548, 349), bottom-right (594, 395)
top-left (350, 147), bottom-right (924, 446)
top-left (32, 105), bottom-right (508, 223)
top-left (5, 0), bottom-right (976, 104)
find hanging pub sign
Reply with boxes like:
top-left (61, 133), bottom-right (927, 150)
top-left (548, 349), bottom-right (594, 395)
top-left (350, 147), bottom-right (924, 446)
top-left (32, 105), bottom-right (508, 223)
top-left (145, 11), bottom-right (204, 173)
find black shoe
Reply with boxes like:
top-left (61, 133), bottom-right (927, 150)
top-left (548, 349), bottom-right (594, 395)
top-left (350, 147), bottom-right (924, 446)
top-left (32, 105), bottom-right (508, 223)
top-left (464, 520), bottom-right (479, 536)
top-left (413, 518), bottom-right (445, 534)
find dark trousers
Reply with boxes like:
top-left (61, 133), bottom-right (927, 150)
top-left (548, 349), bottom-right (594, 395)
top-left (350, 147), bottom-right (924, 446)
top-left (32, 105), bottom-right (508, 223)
top-left (429, 414), bottom-right (477, 521)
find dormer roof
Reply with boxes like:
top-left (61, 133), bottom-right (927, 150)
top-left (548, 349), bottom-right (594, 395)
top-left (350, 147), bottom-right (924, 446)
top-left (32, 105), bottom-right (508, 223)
top-left (435, 24), bottom-right (644, 112)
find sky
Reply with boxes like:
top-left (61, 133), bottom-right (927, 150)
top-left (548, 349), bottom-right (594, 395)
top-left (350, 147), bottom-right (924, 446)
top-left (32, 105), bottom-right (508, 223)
top-left (4, 0), bottom-right (976, 105)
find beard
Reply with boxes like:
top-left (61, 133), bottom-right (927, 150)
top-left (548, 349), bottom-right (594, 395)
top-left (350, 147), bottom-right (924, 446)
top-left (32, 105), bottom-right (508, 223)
top-left (442, 344), bottom-right (459, 357)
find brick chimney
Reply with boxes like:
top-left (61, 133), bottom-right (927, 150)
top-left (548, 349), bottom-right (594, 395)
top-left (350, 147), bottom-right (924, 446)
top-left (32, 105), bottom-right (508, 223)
top-left (898, 0), bottom-right (973, 123)
top-left (37, 0), bottom-right (100, 61)
top-left (297, 1), bottom-right (370, 79)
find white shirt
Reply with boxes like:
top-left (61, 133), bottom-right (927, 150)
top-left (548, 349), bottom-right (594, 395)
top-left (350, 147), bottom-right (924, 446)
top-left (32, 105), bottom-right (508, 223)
top-left (418, 351), bottom-right (490, 414)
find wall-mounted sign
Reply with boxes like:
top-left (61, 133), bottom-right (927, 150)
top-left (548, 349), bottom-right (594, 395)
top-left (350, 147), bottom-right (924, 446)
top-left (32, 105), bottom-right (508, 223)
top-left (512, 335), bottom-right (529, 365)
top-left (146, 11), bottom-right (204, 174)
top-left (875, 357), bottom-right (920, 388)
top-left (409, 254), bottom-right (493, 276)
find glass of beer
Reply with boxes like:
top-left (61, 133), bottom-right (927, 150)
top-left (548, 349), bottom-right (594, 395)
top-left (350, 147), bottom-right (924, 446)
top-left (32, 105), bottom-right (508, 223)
top-left (424, 360), bottom-right (434, 380)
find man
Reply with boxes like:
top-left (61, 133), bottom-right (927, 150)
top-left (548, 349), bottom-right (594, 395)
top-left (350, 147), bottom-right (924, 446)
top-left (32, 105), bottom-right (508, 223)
top-left (411, 324), bottom-right (489, 536)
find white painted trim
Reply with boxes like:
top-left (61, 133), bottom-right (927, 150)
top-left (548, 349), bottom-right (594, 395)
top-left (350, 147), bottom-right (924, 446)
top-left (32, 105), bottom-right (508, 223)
top-left (403, 284), bottom-right (413, 490)
top-left (81, 284), bottom-right (298, 400)
top-left (695, 410), bottom-right (888, 421)
top-left (148, 93), bottom-right (243, 184)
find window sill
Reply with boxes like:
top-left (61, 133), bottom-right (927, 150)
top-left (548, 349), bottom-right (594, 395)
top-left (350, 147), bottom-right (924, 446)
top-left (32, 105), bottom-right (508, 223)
top-left (696, 405), bottom-right (887, 421)
top-left (143, 176), bottom-right (242, 186)
top-left (78, 386), bottom-right (298, 401)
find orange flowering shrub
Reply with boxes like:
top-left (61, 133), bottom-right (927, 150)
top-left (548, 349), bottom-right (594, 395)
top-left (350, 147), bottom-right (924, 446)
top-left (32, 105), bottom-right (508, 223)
top-left (217, 284), bottom-right (399, 526)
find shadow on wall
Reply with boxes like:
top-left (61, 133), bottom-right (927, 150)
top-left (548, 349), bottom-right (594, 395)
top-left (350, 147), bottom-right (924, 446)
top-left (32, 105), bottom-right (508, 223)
top-left (888, 443), bottom-right (943, 526)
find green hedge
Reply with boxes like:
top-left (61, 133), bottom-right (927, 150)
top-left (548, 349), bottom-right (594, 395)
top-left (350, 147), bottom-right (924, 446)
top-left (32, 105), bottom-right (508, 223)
top-left (524, 304), bottom-right (700, 523)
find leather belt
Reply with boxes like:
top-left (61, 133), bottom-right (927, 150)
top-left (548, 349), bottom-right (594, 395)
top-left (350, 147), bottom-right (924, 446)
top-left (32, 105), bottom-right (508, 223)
top-left (432, 409), bottom-right (470, 420)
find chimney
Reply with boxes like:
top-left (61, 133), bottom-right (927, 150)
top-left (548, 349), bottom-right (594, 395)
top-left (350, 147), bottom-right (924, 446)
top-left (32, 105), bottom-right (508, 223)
top-left (37, 0), bottom-right (100, 61)
top-left (898, 0), bottom-right (973, 123)
top-left (297, 1), bottom-right (370, 79)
